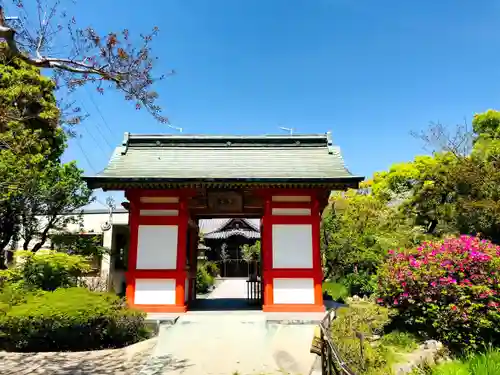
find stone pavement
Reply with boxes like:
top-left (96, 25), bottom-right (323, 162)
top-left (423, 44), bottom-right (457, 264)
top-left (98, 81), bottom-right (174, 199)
top-left (0, 280), bottom-right (325, 375)
top-left (206, 278), bottom-right (248, 299)
top-left (189, 278), bottom-right (260, 311)
top-left (139, 313), bottom-right (319, 375)
top-left (138, 280), bottom-right (320, 375)
top-left (0, 338), bottom-right (157, 375)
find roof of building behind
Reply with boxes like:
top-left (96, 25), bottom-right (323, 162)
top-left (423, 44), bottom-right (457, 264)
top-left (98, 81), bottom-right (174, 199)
top-left (199, 218), bottom-right (261, 240)
top-left (85, 133), bottom-right (363, 188)
top-left (198, 218), bottom-right (260, 234)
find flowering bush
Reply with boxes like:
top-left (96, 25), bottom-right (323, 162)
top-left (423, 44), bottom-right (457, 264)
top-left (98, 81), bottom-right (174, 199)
top-left (377, 235), bottom-right (500, 352)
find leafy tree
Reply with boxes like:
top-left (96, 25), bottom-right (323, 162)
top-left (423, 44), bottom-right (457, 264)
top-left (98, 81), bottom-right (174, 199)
top-left (0, 56), bottom-right (92, 265)
top-left (370, 153), bottom-right (459, 236)
top-left (321, 190), bottom-right (425, 286)
top-left (369, 112), bottom-right (500, 243)
top-left (19, 161), bottom-right (93, 252)
top-left (0, 0), bottom-right (170, 122)
top-left (50, 232), bottom-right (105, 258)
top-left (471, 110), bottom-right (500, 162)
top-left (0, 54), bottom-right (63, 258)
top-left (241, 240), bottom-right (261, 277)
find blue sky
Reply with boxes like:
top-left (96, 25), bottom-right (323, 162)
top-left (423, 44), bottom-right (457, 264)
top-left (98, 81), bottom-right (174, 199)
top-left (51, 0), bottom-right (500, 207)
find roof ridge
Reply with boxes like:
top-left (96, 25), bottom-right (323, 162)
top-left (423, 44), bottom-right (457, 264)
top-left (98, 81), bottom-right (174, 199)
top-left (121, 133), bottom-right (332, 153)
top-left (126, 133), bottom-right (328, 138)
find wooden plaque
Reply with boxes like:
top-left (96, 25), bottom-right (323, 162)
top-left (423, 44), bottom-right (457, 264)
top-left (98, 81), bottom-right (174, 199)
top-left (207, 191), bottom-right (243, 213)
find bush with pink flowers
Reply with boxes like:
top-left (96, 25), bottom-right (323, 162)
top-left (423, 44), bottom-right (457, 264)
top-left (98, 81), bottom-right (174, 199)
top-left (377, 235), bottom-right (500, 352)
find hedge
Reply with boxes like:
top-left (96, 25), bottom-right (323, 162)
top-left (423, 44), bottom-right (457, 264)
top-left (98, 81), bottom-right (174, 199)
top-left (0, 287), bottom-right (150, 352)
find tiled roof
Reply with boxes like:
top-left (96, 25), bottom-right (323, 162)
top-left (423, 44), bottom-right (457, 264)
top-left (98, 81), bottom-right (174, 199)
top-left (199, 218), bottom-right (260, 235)
top-left (204, 229), bottom-right (260, 240)
top-left (85, 133), bottom-right (363, 188)
top-left (198, 219), bottom-right (232, 234)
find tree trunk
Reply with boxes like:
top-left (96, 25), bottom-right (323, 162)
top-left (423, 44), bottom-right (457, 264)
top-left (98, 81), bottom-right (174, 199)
top-left (32, 216), bottom-right (56, 252)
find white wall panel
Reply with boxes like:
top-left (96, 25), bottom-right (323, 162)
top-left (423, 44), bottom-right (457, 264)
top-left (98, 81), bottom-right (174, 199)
top-left (273, 278), bottom-right (315, 304)
top-left (134, 279), bottom-right (176, 305)
top-left (136, 225), bottom-right (178, 269)
top-left (271, 208), bottom-right (311, 216)
top-left (272, 224), bottom-right (313, 268)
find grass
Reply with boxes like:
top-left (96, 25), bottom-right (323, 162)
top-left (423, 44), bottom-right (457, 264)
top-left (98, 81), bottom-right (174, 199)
top-left (422, 348), bottom-right (500, 375)
top-left (379, 331), bottom-right (419, 353)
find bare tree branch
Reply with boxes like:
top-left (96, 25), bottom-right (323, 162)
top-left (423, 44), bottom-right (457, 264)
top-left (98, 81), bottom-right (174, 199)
top-left (0, 2), bottom-right (172, 123)
top-left (411, 119), bottom-right (474, 158)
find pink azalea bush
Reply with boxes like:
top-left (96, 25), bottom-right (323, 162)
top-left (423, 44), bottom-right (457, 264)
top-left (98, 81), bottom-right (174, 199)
top-left (377, 235), bottom-right (500, 352)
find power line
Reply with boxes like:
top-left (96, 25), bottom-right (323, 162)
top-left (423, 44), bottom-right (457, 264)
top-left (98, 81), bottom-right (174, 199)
top-left (87, 117), bottom-right (114, 150)
top-left (83, 86), bottom-right (116, 140)
top-left (78, 99), bottom-right (114, 152)
top-left (74, 136), bottom-right (96, 174)
top-left (81, 125), bottom-right (109, 158)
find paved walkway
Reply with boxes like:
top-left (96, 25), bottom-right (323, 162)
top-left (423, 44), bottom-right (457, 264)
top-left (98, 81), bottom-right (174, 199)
top-left (0, 338), bottom-right (157, 375)
top-left (190, 278), bottom-right (258, 311)
top-left (206, 278), bottom-right (248, 299)
top-left (139, 279), bottom-right (319, 375)
top-left (141, 314), bottom-right (317, 375)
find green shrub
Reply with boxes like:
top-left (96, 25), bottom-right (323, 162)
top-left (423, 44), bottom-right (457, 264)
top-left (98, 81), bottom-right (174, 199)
top-left (331, 299), bottom-right (394, 374)
top-left (323, 281), bottom-right (349, 302)
top-left (332, 298), bottom-right (392, 339)
top-left (203, 261), bottom-right (220, 277)
top-left (0, 250), bottom-right (91, 291)
top-left (377, 235), bottom-right (500, 353)
top-left (0, 287), bottom-right (149, 352)
top-left (0, 283), bottom-right (43, 314)
top-left (196, 263), bottom-right (215, 294)
top-left (341, 271), bottom-right (377, 297)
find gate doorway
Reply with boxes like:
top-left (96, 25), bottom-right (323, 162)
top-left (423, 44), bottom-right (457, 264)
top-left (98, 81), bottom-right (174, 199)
top-left (85, 133), bottom-right (363, 314)
top-left (200, 218), bottom-right (261, 279)
top-left (190, 217), bottom-right (263, 311)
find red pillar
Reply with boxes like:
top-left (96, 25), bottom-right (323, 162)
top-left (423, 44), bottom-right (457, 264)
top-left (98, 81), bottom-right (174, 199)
top-left (260, 189), bottom-right (324, 313)
top-left (124, 190), bottom-right (190, 313)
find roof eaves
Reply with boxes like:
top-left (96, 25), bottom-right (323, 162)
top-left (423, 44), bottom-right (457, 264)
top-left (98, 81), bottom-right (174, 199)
top-left (84, 176), bottom-right (365, 191)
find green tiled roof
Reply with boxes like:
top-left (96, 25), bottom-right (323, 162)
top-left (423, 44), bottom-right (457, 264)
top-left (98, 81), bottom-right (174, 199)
top-left (85, 133), bottom-right (363, 189)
